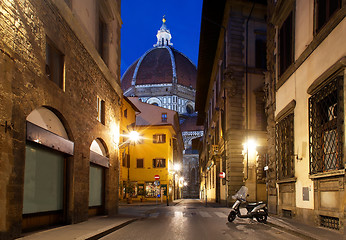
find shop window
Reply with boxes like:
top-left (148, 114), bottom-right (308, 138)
top-left (137, 158), bottom-right (144, 168)
top-left (97, 96), bottom-right (105, 124)
top-left (309, 77), bottom-right (344, 174)
top-left (46, 37), bottom-right (64, 89)
top-left (138, 184), bottom-right (145, 196)
top-left (89, 164), bottom-right (104, 207)
top-left (23, 143), bottom-right (64, 214)
top-left (279, 11), bottom-right (294, 77)
top-left (276, 113), bottom-right (295, 179)
top-left (153, 158), bottom-right (166, 168)
top-left (145, 182), bottom-right (157, 197)
top-left (153, 134), bottom-right (166, 143)
top-left (161, 113), bottom-right (167, 122)
top-left (315, 0), bottom-right (341, 33)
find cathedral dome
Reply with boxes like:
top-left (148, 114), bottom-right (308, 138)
top-left (121, 17), bottom-right (197, 93)
top-left (121, 47), bottom-right (197, 92)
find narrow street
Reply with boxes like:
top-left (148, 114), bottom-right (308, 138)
top-left (102, 199), bottom-right (303, 240)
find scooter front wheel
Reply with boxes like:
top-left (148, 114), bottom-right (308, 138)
top-left (228, 211), bottom-right (236, 222)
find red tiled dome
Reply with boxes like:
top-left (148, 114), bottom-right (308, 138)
top-left (121, 46), bottom-right (196, 92)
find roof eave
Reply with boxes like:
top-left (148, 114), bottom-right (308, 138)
top-left (195, 0), bottom-right (226, 125)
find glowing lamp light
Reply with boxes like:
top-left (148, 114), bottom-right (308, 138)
top-left (173, 163), bottom-right (181, 172)
top-left (129, 131), bottom-right (140, 143)
top-left (244, 139), bottom-right (257, 152)
top-left (243, 138), bottom-right (258, 165)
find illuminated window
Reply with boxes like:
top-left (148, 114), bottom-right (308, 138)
top-left (153, 134), bottom-right (166, 143)
top-left (153, 158), bottom-right (166, 168)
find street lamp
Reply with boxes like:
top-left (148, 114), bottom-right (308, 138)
top-left (118, 130), bottom-right (141, 203)
top-left (128, 131), bottom-right (140, 143)
top-left (173, 163), bottom-right (181, 200)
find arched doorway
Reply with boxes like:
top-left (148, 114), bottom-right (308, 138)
top-left (89, 139), bottom-right (109, 216)
top-left (23, 107), bottom-right (73, 231)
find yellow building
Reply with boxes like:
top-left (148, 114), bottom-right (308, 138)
top-left (119, 96), bottom-right (140, 200)
top-left (120, 97), bottom-right (184, 202)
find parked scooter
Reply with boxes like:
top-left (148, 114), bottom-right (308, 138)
top-left (228, 186), bottom-right (268, 223)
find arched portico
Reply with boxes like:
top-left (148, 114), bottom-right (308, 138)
top-left (23, 107), bottom-right (74, 231)
top-left (88, 139), bottom-right (110, 217)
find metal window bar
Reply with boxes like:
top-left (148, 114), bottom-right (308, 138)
top-left (276, 113), bottom-right (295, 179)
top-left (320, 215), bottom-right (339, 230)
top-left (309, 77), bottom-right (344, 174)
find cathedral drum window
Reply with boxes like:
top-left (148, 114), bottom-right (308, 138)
top-left (186, 104), bottom-right (194, 114)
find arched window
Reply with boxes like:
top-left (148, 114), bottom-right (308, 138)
top-left (190, 168), bottom-right (196, 182)
top-left (186, 104), bottom-right (194, 114)
top-left (89, 139), bottom-right (109, 216)
top-left (23, 107), bottom-right (71, 229)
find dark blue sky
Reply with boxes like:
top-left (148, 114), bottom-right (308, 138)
top-left (120, 0), bottom-right (203, 77)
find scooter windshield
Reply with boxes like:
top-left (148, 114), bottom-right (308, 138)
top-left (232, 186), bottom-right (248, 200)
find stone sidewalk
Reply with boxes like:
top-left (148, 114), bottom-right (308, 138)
top-left (17, 216), bottom-right (136, 240)
top-left (204, 201), bottom-right (344, 240)
top-left (18, 200), bottom-right (344, 240)
top-left (266, 215), bottom-right (344, 240)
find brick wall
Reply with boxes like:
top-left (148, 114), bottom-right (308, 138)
top-left (0, 0), bottom-right (121, 239)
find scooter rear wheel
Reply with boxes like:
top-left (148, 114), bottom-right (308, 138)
top-left (255, 211), bottom-right (267, 223)
top-left (228, 211), bottom-right (236, 222)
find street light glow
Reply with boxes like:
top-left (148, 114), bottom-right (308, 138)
top-left (129, 130), bottom-right (140, 142)
top-left (173, 163), bottom-right (181, 172)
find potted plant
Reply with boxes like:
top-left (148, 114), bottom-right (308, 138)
top-left (125, 181), bottom-right (135, 204)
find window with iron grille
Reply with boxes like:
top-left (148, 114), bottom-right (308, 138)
top-left (276, 113), bottom-right (294, 179)
top-left (320, 215), bottom-right (339, 230)
top-left (309, 77), bottom-right (344, 174)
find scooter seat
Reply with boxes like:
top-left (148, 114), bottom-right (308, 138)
top-left (247, 201), bottom-right (264, 206)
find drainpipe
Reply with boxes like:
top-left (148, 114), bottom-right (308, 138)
top-left (245, 1), bottom-right (255, 181)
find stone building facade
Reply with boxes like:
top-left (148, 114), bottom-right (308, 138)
top-left (0, 0), bottom-right (122, 239)
top-left (266, 0), bottom-right (346, 233)
top-left (196, 0), bottom-right (267, 205)
top-left (121, 18), bottom-right (202, 198)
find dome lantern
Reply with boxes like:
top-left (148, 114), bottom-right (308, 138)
top-left (154, 16), bottom-right (173, 47)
